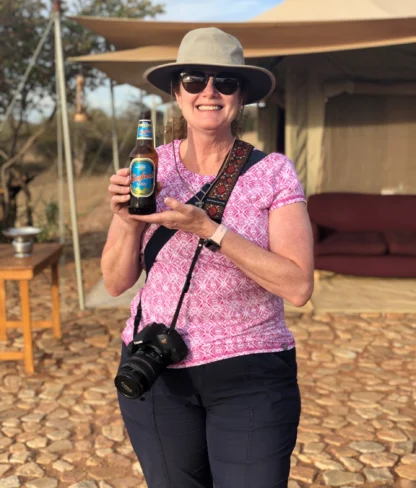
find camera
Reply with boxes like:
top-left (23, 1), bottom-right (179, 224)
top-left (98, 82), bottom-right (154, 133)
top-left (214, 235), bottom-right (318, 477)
top-left (114, 323), bottom-right (188, 399)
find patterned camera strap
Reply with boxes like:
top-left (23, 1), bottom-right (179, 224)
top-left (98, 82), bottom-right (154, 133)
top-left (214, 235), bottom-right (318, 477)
top-left (133, 139), bottom-right (255, 336)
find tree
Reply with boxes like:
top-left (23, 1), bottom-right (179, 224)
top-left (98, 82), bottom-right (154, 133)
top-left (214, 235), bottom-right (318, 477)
top-left (0, 0), bottom-right (164, 230)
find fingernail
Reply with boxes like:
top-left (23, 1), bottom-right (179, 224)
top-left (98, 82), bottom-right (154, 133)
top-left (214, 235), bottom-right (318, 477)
top-left (164, 197), bottom-right (171, 204)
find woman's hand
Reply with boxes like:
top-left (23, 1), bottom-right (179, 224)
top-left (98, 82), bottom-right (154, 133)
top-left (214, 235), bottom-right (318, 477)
top-left (134, 197), bottom-right (218, 239)
top-left (108, 168), bottom-right (162, 228)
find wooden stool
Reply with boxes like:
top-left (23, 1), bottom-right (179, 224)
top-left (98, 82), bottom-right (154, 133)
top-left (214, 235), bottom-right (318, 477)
top-left (0, 243), bottom-right (63, 373)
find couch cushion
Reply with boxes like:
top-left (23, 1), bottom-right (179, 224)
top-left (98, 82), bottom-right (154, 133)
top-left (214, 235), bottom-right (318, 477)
top-left (385, 231), bottom-right (416, 256)
top-left (315, 232), bottom-right (387, 256)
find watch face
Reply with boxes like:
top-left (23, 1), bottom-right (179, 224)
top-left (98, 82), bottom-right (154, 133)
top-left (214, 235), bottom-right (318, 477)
top-left (205, 239), bottom-right (220, 252)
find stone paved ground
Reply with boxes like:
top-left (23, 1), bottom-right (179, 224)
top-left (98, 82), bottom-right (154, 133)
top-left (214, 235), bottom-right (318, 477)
top-left (0, 240), bottom-right (415, 487)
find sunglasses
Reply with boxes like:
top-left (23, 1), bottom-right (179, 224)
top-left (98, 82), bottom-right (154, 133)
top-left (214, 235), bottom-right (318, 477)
top-left (179, 71), bottom-right (242, 96)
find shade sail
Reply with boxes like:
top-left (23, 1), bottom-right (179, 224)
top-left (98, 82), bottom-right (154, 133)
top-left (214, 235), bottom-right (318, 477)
top-left (252, 0), bottom-right (416, 22)
top-left (69, 16), bottom-right (416, 53)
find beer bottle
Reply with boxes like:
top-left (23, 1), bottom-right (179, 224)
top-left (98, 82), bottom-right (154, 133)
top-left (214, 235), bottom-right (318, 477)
top-left (128, 117), bottom-right (158, 215)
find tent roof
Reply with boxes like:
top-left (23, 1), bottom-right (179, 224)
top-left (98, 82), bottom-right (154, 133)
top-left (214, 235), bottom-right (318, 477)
top-left (69, 15), bottom-right (416, 52)
top-left (252, 0), bottom-right (416, 22)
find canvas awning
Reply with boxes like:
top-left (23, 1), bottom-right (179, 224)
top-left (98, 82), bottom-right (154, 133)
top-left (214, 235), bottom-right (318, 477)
top-left (252, 0), bottom-right (416, 22)
top-left (70, 16), bottom-right (416, 92)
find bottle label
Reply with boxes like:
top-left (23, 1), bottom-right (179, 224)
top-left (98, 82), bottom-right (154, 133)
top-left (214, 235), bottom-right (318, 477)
top-left (130, 158), bottom-right (155, 198)
top-left (137, 120), bottom-right (153, 140)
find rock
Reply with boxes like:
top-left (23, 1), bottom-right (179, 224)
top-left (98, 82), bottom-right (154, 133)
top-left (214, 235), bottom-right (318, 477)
top-left (339, 457), bottom-right (364, 472)
top-left (376, 429), bottom-right (408, 442)
top-left (332, 348), bottom-right (357, 359)
top-left (401, 454), bottom-right (416, 465)
top-left (52, 460), bottom-right (74, 472)
top-left (363, 467), bottom-right (394, 483)
top-left (359, 452), bottom-right (398, 467)
top-left (102, 425), bottom-right (125, 442)
top-left (36, 454), bottom-right (58, 465)
top-left (396, 464), bottom-right (416, 481)
top-left (0, 464), bottom-right (11, 477)
top-left (26, 437), bottom-right (48, 449)
top-left (315, 459), bottom-right (343, 470)
top-left (303, 442), bottom-right (326, 453)
top-left (349, 441), bottom-right (385, 453)
top-left (289, 466), bottom-right (317, 484)
top-left (46, 430), bottom-right (71, 441)
top-left (98, 483), bottom-right (113, 488)
top-left (46, 440), bottom-right (73, 453)
top-left (15, 462), bottom-right (44, 477)
top-left (0, 477), bottom-right (20, 488)
top-left (25, 479), bottom-right (58, 488)
top-left (322, 470), bottom-right (365, 487)
top-left (68, 483), bottom-right (98, 488)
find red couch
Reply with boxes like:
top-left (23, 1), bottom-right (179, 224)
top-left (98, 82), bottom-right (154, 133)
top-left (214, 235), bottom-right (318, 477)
top-left (307, 193), bottom-right (416, 277)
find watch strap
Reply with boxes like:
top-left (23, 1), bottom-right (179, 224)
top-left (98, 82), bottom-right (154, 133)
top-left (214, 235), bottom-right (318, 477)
top-left (207, 224), bottom-right (228, 247)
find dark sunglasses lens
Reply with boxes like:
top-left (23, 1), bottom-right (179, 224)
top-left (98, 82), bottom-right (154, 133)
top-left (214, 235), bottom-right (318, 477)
top-left (181, 74), bottom-right (207, 94)
top-left (214, 77), bottom-right (240, 95)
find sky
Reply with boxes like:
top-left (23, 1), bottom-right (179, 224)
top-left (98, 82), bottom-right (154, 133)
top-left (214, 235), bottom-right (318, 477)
top-left (81, 0), bottom-right (284, 116)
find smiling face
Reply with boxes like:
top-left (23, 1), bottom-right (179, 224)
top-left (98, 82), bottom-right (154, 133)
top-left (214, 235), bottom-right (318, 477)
top-left (174, 70), bottom-right (244, 137)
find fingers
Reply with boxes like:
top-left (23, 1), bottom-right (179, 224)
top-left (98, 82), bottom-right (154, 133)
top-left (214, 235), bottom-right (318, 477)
top-left (108, 183), bottom-right (130, 196)
top-left (112, 194), bottom-right (130, 205)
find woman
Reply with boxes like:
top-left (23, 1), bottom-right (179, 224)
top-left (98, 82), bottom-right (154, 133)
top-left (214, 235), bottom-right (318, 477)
top-left (102, 27), bottom-right (314, 488)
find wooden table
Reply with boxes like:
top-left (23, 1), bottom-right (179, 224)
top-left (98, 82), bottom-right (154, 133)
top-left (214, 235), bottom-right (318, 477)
top-left (0, 243), bottom-right (63, 373)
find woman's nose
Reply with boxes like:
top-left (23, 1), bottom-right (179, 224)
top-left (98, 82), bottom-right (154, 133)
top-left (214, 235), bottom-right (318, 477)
top-left (202, 77), bottom-right (218, 96)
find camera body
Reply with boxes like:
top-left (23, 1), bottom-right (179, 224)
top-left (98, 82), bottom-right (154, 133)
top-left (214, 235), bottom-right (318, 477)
top-left (114, 323), bottom-right (188, 399)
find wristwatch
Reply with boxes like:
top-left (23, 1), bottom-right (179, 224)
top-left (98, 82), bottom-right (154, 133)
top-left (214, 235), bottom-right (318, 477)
top-left (204, 224), bottom-right (229, 252)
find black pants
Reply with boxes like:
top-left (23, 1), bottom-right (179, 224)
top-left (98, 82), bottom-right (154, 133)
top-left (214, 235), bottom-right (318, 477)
top-left (117, 343), bottom-right (301, 488)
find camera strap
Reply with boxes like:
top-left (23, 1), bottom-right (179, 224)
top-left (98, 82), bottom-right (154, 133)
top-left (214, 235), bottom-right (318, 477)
top-left (133, 140), bottom-right (267, 336)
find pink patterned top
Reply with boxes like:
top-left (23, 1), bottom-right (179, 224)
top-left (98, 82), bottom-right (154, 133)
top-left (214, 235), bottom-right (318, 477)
top-left (121, 140), bottom-right (306, 368)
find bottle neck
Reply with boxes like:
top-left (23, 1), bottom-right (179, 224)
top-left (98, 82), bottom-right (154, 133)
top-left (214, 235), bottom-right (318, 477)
top-left (137, 120), bottom-right (153, 141)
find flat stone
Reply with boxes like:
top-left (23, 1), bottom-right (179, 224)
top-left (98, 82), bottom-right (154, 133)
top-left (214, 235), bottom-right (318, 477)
top-left (9, 451), bottom-right (32, 464)
top-left (0, 477), bottom-right (20, 488)
top-left (52, 460), bottom-right (74, 472)
top-left (396, 464), bottom-right (416, 481)
top-left (46, 440), bottom-right (73, 453)
top-left (290, 466), bottom-right (316, 484)
top-left (36, 453), bottom-right (58, 465)
top-left (349, 392), bottom-right (385, 405)
top-left (339, 457), bottom-right (364, 472)
top-left (359, 452), bottom-right (398, 467)
top-left (59, 471), bottom-right (85, 483)
top-left (303, 442), bottom-right (326, 453)
top-left (363, 467), bottom-right (394, 483)
top-left (0, 464), bottom-right (11, 477)
top-left (349, 441), bottom-right (385, 453)
top-left (297, 432), bottom-right (320, 444)
top-left (392, 441), bottom-right (414, 455)
top-left (288, 482), bottom-right (301, 488)
top-left (98, 483), bottom-right (113, 488)
top-left (333, 348), bottom-right (357, 359)
top-left (46, 429), bottom-right (71, 441)
top-left (88, 467), bottom-right (127, 480)
top-left (102, 425), bottom-right (124, 442)
top-left (26, 437), bottom-right (48, 449)
top-left (401, 454), bottom-right (416, 465)
top-left (322, 470), bottom-right (364, 487)
top-left (68, 483), bottom-right (98, 488)
top-left (15, 462), bottom-right (44, 477)
top-left (315, 459), bottom-right (343, 470)
top-left (25, 479), bottom-right (58, 488)
top-left (376, 429), bottom-right (408, 442)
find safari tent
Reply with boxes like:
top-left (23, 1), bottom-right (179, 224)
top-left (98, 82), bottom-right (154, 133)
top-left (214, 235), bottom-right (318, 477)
top-left (72, 0), bottom-right (416, 313)
top-left (70, 0), bottom-right (416, 196)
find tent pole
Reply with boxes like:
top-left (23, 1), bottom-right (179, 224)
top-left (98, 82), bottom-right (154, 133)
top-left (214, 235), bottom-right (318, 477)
top-left (53, 0), bottom-right (85, 310)
top-left (110, 79), bottom-right (120, 172)
top-left (0, 17), bottom-right (54, 137)
top-left (55, 51), bottom-right (67, 312)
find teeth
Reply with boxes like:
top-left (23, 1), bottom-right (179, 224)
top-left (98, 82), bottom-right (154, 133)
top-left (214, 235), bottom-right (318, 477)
top-left (197, 105), bottom-right (222, 111)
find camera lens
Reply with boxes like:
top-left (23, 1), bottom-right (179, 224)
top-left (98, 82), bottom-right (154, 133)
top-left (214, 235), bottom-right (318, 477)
top-left (115, 349), bottom-right (165, 399)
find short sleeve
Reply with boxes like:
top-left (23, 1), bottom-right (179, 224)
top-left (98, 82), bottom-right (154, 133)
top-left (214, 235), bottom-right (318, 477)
top-left (269, 153), bottom-right (306, 211)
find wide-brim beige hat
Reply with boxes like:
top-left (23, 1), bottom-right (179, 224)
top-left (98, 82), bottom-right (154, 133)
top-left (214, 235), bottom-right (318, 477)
top-left (143, 27), bottom-right (276, 105)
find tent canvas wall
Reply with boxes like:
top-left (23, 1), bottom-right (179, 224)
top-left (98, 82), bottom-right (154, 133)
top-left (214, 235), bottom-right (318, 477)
top-left (276, 43), bottom-right (416, 196)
